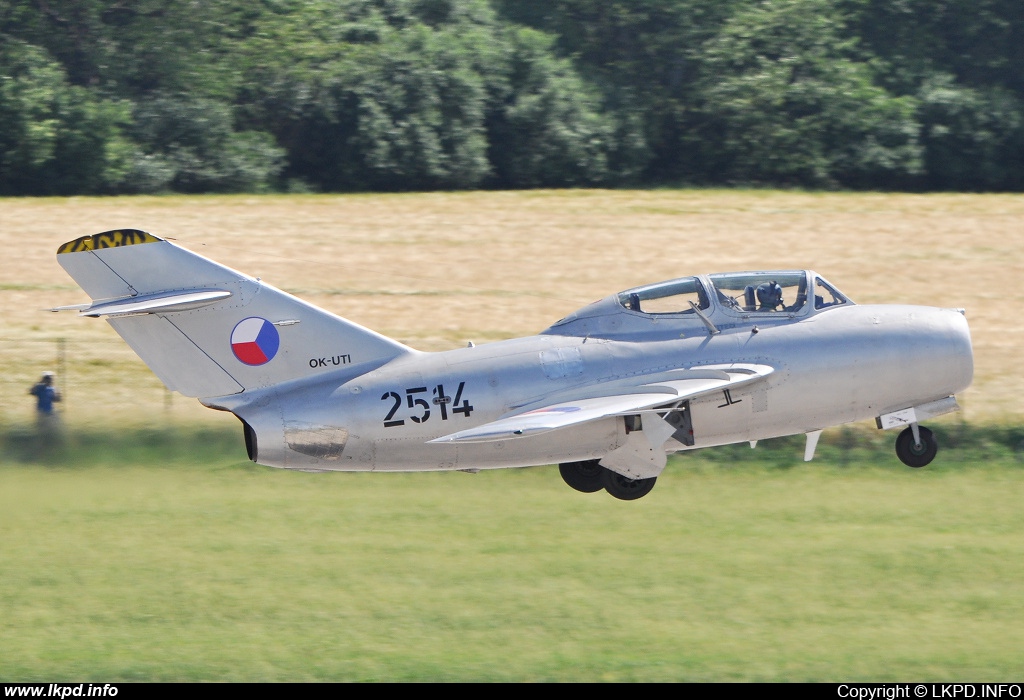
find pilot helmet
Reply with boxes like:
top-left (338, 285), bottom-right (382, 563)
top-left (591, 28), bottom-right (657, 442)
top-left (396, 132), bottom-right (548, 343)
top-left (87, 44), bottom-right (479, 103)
top-left (756, 281), bottom-right (783, 308)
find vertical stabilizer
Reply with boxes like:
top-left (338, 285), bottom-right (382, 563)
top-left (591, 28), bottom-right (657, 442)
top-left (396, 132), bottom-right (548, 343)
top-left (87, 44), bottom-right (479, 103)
top-left (57, 230), bottom-right (414, 398)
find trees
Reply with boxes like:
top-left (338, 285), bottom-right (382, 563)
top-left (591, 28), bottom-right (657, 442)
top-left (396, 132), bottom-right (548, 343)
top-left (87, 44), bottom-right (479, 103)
top-left (229, 1), bottom-right (499, 191)
top-left (234, 0), bottom-right (621, 191)
top-left (1, 0), bottom-right (283, 193)
top-left (126, 93), bottom-right (284, 193)
top-left (692, 0), bottom-right (922, 188)
top-left (916, 76), bottom-right (1024, 191)
top-left (486, 27), bottom-right (619, 187)
top-left (839, 0), bottom-right (1024, 190)
top-left (0, 38), bottom-right (134, 195)
top-left (0, 0), bottom-right (1021, 193)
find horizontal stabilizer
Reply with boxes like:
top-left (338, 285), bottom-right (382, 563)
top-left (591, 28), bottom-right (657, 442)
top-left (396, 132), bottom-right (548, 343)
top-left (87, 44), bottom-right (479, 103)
top-left (78, 289), bottom-right (232, 317)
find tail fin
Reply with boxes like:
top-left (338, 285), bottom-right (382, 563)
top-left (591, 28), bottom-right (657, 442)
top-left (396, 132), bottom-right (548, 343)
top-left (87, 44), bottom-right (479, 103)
top-left (57, 230), bottom-right (413, 399)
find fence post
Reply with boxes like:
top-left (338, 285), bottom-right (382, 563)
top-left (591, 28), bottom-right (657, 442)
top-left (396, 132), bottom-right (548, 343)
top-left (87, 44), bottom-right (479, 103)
top-left (57, 337), bottom-right (67, 413)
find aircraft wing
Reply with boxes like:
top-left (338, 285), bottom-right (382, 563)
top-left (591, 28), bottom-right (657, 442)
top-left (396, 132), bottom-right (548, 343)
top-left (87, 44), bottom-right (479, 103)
top-left (430, 363), bottom-right (773, 444)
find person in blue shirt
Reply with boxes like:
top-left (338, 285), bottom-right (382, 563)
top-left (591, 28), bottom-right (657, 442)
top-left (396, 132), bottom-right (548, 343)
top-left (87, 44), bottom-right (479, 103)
top-left (29, 372), bottom-right (61, 417)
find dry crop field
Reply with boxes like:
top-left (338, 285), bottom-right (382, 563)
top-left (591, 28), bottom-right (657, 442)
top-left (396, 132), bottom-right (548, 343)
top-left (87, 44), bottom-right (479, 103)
top-left (1, 190), bottom-right (1021, 425)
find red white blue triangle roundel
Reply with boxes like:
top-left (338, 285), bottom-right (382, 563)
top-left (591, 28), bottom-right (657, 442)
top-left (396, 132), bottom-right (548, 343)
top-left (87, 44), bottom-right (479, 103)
top-left (231, 317), bottom-right (280, 366)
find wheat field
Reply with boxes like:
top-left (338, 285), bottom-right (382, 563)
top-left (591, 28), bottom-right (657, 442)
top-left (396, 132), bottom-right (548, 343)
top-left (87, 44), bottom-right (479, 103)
top-left (1, 190), bottom-right (1021, 423)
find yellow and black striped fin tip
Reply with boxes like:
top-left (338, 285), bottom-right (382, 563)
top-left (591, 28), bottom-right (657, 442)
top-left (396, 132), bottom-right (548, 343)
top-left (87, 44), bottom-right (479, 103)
top-left (57, 230), bottom-right (163, 255)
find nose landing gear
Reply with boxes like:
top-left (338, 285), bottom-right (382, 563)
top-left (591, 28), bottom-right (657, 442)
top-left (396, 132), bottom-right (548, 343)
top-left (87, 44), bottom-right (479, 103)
top-left (879, 399), bottom-right (959, 469)
top-left (895, 424), bottom-right (937, 468)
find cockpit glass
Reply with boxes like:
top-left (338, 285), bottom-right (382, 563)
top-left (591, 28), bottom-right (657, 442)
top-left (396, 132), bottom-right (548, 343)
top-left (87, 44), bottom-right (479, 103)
top-left (814, 277), bottom-right (851, 309)
top-left (618, 277), bottom-right (708, 314)
top-left (709, 272), bottom-right (808, 313)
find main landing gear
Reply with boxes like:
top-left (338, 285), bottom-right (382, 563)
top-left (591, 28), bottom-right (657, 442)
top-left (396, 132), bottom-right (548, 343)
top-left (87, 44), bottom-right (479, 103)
top-left (559, 460), bottom-right (657, 501)
top-left (895, 425), bottom-right (938, 468)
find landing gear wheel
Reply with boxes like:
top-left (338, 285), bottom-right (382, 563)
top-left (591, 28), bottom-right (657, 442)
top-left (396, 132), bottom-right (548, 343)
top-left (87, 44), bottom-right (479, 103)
top-left (895, 426), bottom-right (937, 468)
top-left (558, 460), bottom-right (605, 493)
top-left (601, 469), bottom-right (657, 501)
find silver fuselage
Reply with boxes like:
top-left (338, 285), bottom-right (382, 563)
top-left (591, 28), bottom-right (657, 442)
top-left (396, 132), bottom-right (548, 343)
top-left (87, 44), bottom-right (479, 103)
top-left (218, 302), bottom-right (973, 472)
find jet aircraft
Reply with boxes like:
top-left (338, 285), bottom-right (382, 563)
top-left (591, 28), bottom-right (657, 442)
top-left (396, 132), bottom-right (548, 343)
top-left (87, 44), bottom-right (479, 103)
top-left (55, 230), bottom-right (974, 500)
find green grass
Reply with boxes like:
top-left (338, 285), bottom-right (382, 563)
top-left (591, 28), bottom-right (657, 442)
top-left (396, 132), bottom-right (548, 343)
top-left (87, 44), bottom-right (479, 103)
top-left (2, 425), bottom-right (1024, 681)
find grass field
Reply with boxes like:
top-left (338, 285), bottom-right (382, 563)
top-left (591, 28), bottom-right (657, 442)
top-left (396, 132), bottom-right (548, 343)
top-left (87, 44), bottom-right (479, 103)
top-left (0, 425), bottom-right (1019, 683)
top-left (1, 428), bottom-right (1023, 682)
top-left (1, 191), bottom-right (1022, 681)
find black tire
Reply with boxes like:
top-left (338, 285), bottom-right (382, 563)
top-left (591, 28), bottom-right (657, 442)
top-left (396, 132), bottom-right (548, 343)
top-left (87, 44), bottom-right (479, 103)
top-left (895, 426), bottom-right (937, 468)
top-left (601, 468), bottom-right (657, 500)
top-left (558, 460), bottom-right (605, 493)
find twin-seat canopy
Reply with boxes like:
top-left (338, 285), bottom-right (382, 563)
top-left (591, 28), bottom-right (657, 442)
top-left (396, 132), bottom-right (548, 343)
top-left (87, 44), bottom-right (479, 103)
top-left (618, 271), bottom-right (849, 316)
top-left (544, 270), bottom-right (851, 339)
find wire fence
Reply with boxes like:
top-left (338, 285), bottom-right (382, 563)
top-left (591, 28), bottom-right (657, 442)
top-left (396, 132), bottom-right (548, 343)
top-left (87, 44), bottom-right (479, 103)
top-left (1, 337), bottom-right (201, 427)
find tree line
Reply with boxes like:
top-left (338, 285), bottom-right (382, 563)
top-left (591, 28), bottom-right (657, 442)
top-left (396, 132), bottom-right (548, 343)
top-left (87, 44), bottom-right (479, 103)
top-left (1, 0), bottom-right (1021, 195)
